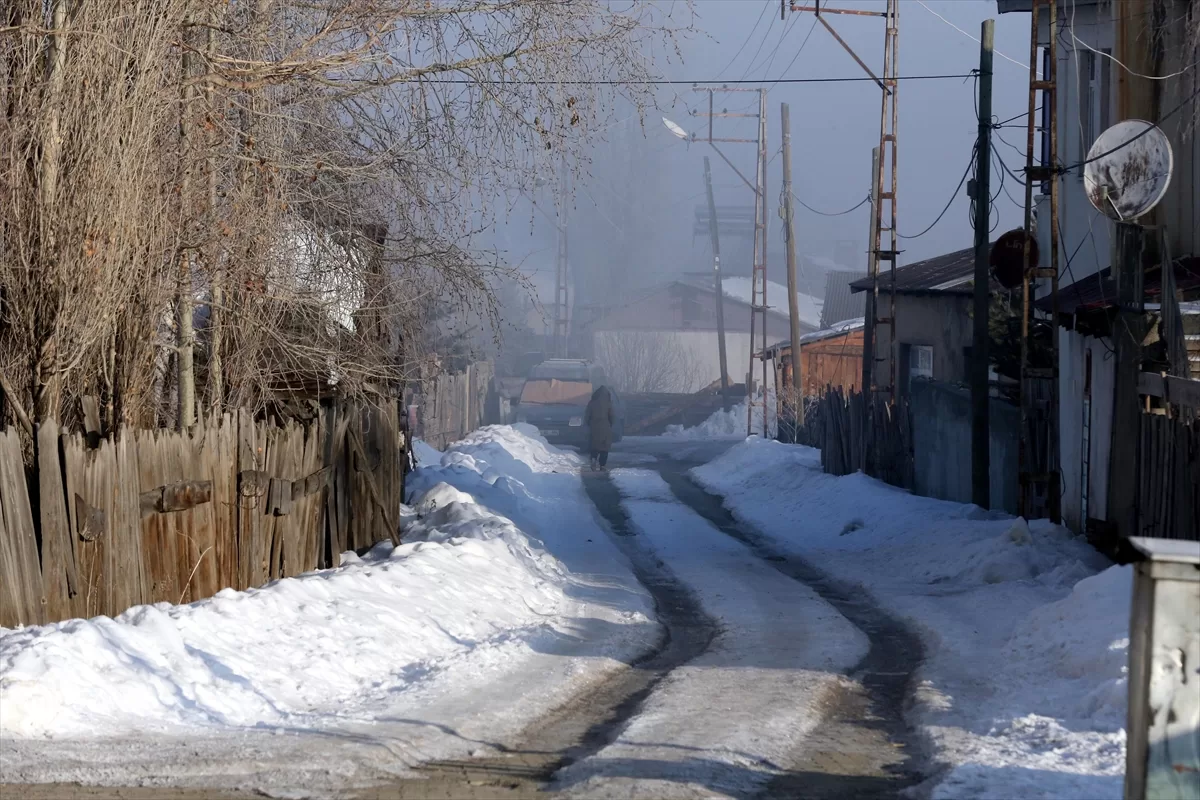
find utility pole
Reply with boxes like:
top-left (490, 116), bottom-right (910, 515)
top-left (554, 156), bottom-right (569, 359)
top-left (692, 85), bottom-right (769, 436)
top-left (780, 104), bottom-right (804, 425)
top-left (971, 19), bottom-right (994, 509)
top-left (861, 146), bottom-right (880, 464)
top-left (1108, 222), bottom-right (1146, 538)
top-left (703, 157), bottom-right (732, 412)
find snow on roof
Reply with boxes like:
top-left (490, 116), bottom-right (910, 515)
top-left (719, 276), bottom-right (823, 329)
top-left (765, 317), bottom-right (865, 354)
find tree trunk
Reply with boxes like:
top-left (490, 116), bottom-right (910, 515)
top-left (177, 23), bottom-right (197, 430)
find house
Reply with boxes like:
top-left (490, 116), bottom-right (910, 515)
top-left (763, 318), bottom-right (865, 399)
top-left (820, 271), bottom-right (867, 329)
top-left (848, 246), bottom-right (1000, 397)
top-left (997, 0), bottom-right (1200, 536)
top-left (588, 275), bottom-right (823, 393)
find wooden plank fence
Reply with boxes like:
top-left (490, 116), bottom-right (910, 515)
top-left (0, 402), bottom-right (406, 628)
top-left (797, 386), bottom-right (913, 490)
top-left (1137, 415), bottom-right (1200, 541)
top-left (413, 362), bottom-right (495, 449)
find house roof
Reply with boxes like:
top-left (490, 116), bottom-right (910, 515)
top-left (765, 317), bottom-right (865, 356)
top-left (677, 274), bottom-right (823, 329)
top-left (848, 246), bottom-right (997, 295)
top-left (996, 0), bottom-right (1100, 12)
top-left (820, 271), bottom-right (867, 328)
top-left (1035, 257), bottom-right (1200, 315)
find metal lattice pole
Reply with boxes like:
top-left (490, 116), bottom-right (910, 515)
top-left (1018, 0), bottom-right (1061, 522)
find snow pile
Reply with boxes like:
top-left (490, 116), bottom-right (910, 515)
top-left (692, 437), bottom-right (1126, 799)
top-left (0, 508), bottom-right (566, 738)
top-left (720, 277), bottom-right (823, 329)
top-left (664, 392), bottom-right (776, 439)
top-left (1, 425), bottom-right (654, 768)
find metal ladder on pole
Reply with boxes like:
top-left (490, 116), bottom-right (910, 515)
top-left (870, 0), bottom-right (901, 400)
top-left (1018, 0), bottom-right (1061, 522)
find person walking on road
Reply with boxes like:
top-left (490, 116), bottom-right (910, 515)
top-left (585, 385), bottom-right (615, 471)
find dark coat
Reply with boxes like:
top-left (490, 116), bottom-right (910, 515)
top-left (585, 386), bottom-right (615, 451)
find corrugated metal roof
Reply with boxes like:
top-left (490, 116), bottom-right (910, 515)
top-left (849, 246), bottom-right (986, 295)
top-left (820, 271), bottom-right (867, 328)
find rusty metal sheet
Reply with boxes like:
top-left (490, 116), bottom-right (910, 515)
top-left (160, 480), bottom-right (213, 513)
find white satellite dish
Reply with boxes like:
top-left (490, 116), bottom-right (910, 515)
top-left (662, 116), bottom-right (689, 140)
top-left (1083, 119), bottom-right (1173, 222)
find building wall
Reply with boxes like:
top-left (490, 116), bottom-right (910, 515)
top-left (1031, 0), bottom-right (1199, 291)
top-left (1058, 327), bottom-right (1116, 532)
top-left (777, 330), bottom-right (865, 398)
top-left (592, 329), bottom-right (779, 394)
top-left (595, 283), bottom-right (793, 340)
top-left (910, 379), bottom-right (1023, 514)
top-left (871, 294), bottom-right (974, 391)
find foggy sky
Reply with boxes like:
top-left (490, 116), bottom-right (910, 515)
top-left (491, 0), bottom-right (1032, 313)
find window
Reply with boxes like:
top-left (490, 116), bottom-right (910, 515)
top-left (1080, 50), bottom-right (1095, 174)
top-left (1079, 48), bottom-right (1112, 176)
top-left (909, 345), bottom-right (933, 379)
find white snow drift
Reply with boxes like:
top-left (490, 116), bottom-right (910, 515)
top-left (693, 437), bottom-right (1130, 800)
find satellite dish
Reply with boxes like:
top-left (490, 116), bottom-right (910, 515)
top-left (1084, 119), bottom-right (1173, 222)
top-left (662, 117), bottom-right (689, 141)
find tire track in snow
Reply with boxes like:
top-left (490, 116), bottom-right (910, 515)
top-left (652, 460), bottom-right (927, 800)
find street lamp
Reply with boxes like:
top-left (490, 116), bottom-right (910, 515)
top-left (662, 116), bottom-right (690, 141)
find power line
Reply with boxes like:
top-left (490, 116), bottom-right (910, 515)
top-left (713, 1), bottom-right (772, 81)
top-left (914, 0), bottom-right (1040, 77)
top-left (404, 74), bottom-right (979, 86)
top-left (793, 192), bottom-right (870, 217)
top-left (737, 7), bottom-right (780, 82)
top-left (766, 16), bottom-right (820, 91)
top-left (898, 143), bottom-right (977, 240)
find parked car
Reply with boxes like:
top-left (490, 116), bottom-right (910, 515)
top-left (515, 359), bottom-right (624, 447)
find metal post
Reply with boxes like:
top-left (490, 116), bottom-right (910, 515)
top-left (780, 104), bottom-right (804, 426)
top-left (971, 20), bottom-right (994, 510)
top-left (1124, 537), bottom-right (1200, 800)
top-left (704, 156), bottom-right (732, 413)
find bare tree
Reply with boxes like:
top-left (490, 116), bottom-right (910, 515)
top-left (594, 331), bottom-right (705, 394)
top-left (0, 0), bottom-right (687, 443)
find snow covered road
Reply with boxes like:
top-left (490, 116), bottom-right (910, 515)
top-left (559, 467), bottom-right (873, 798)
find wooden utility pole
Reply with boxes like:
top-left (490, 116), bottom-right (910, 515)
top-left (703, 157), bottom-right (732, 413)
top-left (971, 20), bottom-right (994, 509)
top-left (780, 103), bottom-right (804, 424)
top-left (1108, 222), bottom-right (1146, 538)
